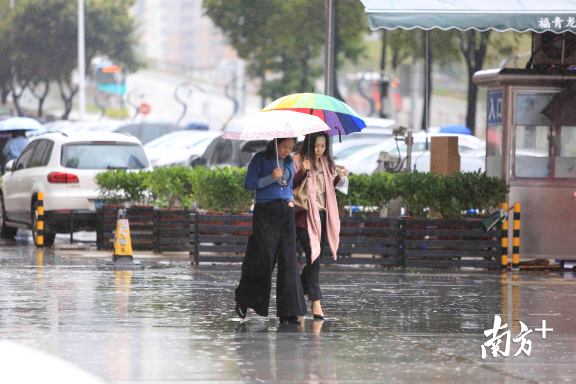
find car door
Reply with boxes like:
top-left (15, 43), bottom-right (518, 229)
top-left (20, 140), bottom-right (51, 225)
top-left (4, 141), bottom-right (37, 223)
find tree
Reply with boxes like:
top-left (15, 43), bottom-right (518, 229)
top-left (205, 0), bottom-right (324, 102)
top-left (332, 0), bottom-right (368, 101)
top-left (204, 0), bottom-right (367, 102)
top-left (458, 30), bottom-right (526, 135)
top-left (0, 1), bottom-right (12, 105)
top-left (458, 30), bottom-right (491, 135)
top-left (10, 0), bottom-right (140, 119)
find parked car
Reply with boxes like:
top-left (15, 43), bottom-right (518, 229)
top-left (0, 132), bottom-right (152, 246)
top-left (93, 123), bottom-right (186, 145)
top-left (340, 133), bottom-right (486, 175)
top-left (44, 121), bottom-right (186, 145)
top-left (144, 130), bottom-right (221, 167)
top-left (332, 138), bottom-right (381, 160)
top-left (192, 135), bottom-right (271, 168)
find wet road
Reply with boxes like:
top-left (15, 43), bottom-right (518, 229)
top-left (0, 242), bottom-right (575, 383)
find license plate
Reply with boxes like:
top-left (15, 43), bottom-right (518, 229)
top-left (95, 200), bottom-right (107, 210)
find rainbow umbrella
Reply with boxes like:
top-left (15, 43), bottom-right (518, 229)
top-left (261, 93), bottom-right (366, 141)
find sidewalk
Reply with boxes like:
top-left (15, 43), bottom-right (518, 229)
top-left (0, 241), bottom-right (574, 383)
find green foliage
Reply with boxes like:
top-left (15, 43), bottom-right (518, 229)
top-left (394, 171), bottom-right (440, 218)
top-left (347, 172), bottom-right (397, 216)
top-left (7, 0), bottom-right (141, 118)
top-left (190, 167), bottom-right (253, 213)
top-left (95, 169), bottom-right (151, 206)
top-left (204, 0), bottom-right (367, 100)
top-left (142, 166), bottom-right (194, 209)
top-left (393, 170), bottom-right (509, 219)
top-left (95, 165), bottom-right (508, 219)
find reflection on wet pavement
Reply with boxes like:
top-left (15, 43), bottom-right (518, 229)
top-left (1, 244), bottom-right (575, 383)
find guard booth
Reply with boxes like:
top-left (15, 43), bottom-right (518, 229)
top-left (474, 32), bottom-right (576, 261)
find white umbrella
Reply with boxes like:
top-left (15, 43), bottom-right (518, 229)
top-left (223, 110), bottom-right (328, 166)
top-left (0, 117), bottom-right (44, 133)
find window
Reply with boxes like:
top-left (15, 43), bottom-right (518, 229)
top-left (511, 92), bottom-right (576, 180)
top-left (139, 125), bottom-right (165, 144)
top-left (28, 140), bottom-right (53, 168)
top-left (555, 126), bottom-right (576, 178)
top-left (486, 124), bottom-right (503, 178)
top-left (14, 142), bottom-right (37, 171)
top-left (116, 124), bottom-right (141, 137)
top-left (211, 139), bottom-right (233, 165)
top-left (513, 94), bottom-right (554, 179)
top-left (335, 144), bottom-right (375, 159)
top-left (239, 140), bottom-right (267, 166)
top-left (61, 143), bottom-right (149, 169)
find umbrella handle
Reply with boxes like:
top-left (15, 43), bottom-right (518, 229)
top-left (275, 138), bottom-right (279, 168)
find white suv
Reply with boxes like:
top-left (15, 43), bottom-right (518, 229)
top-left (0, 132), bottom-right (152, 246)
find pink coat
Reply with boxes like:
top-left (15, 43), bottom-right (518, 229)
top-left (293, 154), bottom-right (340, 262)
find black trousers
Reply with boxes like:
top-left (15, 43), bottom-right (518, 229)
top-left (296, 211), bottom-right (327, 302)
top-left (235, 200), bottom-right (307, 318)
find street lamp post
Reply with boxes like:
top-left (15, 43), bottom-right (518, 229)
top-left (78, 0), bottom-right (86, 121)
top-left (324, 0), bottom-right (335, 97)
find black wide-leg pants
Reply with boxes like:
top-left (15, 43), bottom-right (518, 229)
top-left (235, 200), bottom-right (307, 318)
top-left (296, 211), bottom-right (327, 302)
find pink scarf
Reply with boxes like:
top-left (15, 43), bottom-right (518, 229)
top-left (294, 155), bottom-right (340, 262)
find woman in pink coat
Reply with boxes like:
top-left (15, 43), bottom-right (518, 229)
top-left (293, 132), bottom-right (349, 319)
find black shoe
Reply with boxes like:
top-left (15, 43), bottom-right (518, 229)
top-left (279, 316), bottom-right (300, 325)
top-left (235, 302), bottom-right (247, 319)
top-left (313, 313), bottom-right (324, 320)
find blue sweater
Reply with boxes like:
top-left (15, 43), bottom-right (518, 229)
top-left (244, 152), bottom-right (294, 204)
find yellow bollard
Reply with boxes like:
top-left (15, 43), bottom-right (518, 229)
top-left (501, 203), bottom-right (509, 269)
top-left (512, 203), bottom-right (521, 271)
top-left (37, 192), bottom-right (44, 248)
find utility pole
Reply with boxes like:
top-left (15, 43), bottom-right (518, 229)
top-left (78, 0), bottom-right (86, 121)
top-left (324, 0), bottom-right (335, 96)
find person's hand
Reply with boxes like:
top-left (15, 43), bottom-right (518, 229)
top-left (272, 167), bottom-right (282, 181)
top-left (302, 159), bottom-right (311, 172)
top-left (288, 201), bottom-right (294, 207)
top-left (339, 168), bottom-right (350, 178)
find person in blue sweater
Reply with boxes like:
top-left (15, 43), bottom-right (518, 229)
top-left (234, 137), bottom-right (307, 324)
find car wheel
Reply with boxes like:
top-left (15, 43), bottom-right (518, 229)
top-left (0, 195), bottom-right (17, 239)
top-left (32, 201), bottom-right (55, 247)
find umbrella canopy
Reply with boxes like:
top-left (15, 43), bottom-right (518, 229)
top-left (262, 93), bottom-right (366, 139)
top-left (361, 0), bottom-right (576, 33)
top-left (223, 110), bottom-right (329, 141)
top-left (439, 124), bottom-right (472, 135)
top-left (0, 117), bottom-right (43, 132)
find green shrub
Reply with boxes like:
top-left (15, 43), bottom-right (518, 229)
top-left (142, 166), bottom-right (194, 209)
top-left (394, 171), bottom-right (440, 218)
top-left (393, 170), bottom-right (509, 219)
top-left (190, 166), bottom-right (253, 213)
top-left (347, 172), bottom-right (397, 216)
top-left (95, 169), bottom-right (151, 206)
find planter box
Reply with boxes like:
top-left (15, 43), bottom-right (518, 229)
top-left (154, 209), bottom-right (191, 253)
top-left (97, 206), bottom-right (155, 250)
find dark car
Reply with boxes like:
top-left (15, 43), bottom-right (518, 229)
top-left (112, 123), bottom-right (185, 145)
top-left (191, 135), bottom-right (268, 168)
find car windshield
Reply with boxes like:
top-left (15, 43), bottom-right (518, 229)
top-left (61, 143), bottom-right (149, 169)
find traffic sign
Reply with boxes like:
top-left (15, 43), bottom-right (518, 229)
top-left (140, 103), bottom-right (151, 115)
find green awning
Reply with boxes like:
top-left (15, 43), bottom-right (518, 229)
top-left (361, 0), bottom-right (576, 33)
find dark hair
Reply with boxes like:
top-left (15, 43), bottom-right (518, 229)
top-left (13, 130), bottom-right (26, 137)
top-left (297, 132), bottom-right (335, 174)
top-left (265, 137), bottom-right (295, 164)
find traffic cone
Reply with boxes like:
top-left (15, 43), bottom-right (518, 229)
top-left (108, 209), bottom-right (141, 266)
